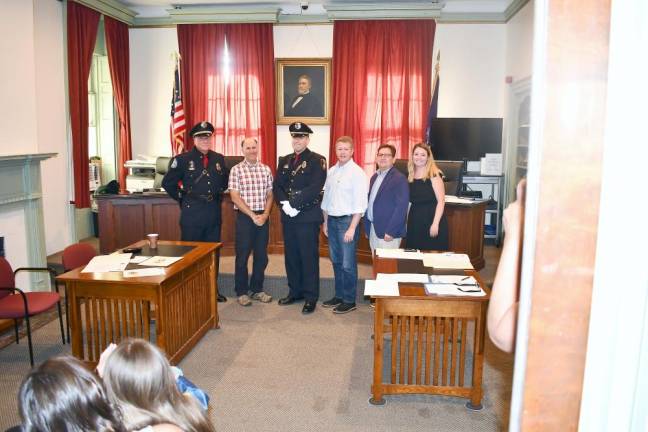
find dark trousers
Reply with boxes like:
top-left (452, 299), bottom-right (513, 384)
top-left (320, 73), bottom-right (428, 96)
top-left (181, 222), bottom-right (221, 242)
top-left (180, 212), bottom-right (222, 296)
top-left (282, 221), bottom-right (320, 302)
top-left (234, 212), bottom-right (269, 296)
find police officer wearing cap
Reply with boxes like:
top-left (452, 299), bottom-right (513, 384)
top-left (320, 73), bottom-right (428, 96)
top-left (273, 122), bottom-right (327, 314)
top-left (162, 121), bottom-right (229, 302)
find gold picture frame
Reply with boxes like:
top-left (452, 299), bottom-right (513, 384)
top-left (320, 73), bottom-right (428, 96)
top-left (276, 58), bottom-right (331, 125)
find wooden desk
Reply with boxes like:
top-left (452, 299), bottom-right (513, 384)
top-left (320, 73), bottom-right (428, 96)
top-left (56, 241), bottom-right (220, 365)
top-left (370, 256), bottom-right (490, 409)
top-left (97, 194), bottom-right (486, 268)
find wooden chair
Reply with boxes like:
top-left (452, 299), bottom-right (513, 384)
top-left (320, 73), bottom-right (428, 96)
top-left (61, 243), bottom-right (97, 342)
top-left (0, 257), bottom-right (65, 366)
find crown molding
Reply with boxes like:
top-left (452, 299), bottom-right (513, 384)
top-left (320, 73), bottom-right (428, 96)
top-left (100, 0), bottom-right (530, 28)
top-left (72, 0), bottom-right (136, 25)
top-left (326, 3), bottom-right (442, 20)
top-left (164, 5), bottom-right (280, 24)
top-left (503, 0), bottom-right (531, 22)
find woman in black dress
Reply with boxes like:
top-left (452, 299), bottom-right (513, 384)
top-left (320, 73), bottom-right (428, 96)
top-left (405, 143), bottom-right (449, 250)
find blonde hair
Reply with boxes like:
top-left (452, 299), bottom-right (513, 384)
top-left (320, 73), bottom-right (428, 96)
top-left (102, 339), bottom-right (215, 432)
top-left (407, 143), bottom-right (443, 182)
top-left (335, 136), bottom-right (354, 149)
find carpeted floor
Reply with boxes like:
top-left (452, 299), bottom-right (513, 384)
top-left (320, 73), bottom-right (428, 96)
top-left (0, 246), bottom-right (512, 431)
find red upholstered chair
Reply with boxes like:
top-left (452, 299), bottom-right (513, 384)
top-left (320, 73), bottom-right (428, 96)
top-left (61, 243), bottom-right (97, 341)
top-left (0, 257), bottom-right (65, 366)
top-left (61, 243), bottom-right (97, 272)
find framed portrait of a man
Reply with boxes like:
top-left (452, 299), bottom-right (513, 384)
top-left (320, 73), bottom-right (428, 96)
top-left (276, 58), bottom-right (331, 125)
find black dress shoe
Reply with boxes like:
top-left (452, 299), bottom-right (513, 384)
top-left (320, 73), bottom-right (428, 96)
top-left (278, 295), bottom-right (303, 306)
top-left (302, 301), bottom-right (316, 314)
top-left (217, 294), bottom-right (227, 302)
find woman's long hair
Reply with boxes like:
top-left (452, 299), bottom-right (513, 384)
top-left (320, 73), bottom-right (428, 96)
top-left (407, 143), bottom-right (443, 182)
top-left (102, 338), bottom-right (215, 432)
top-left (19, 356), bottom-right (125, 432)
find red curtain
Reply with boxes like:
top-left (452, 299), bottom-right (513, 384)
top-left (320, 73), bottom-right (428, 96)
top-left (104, 16), bottom-right (132, 193)
top-left (67, 1), bottom-right (100, 208)
top-left (177, 24), bottom-right (226, 151)
top-left (225, 24), bottom-right (276, 170)
top-left (330, 20), bottom-right (435, 172)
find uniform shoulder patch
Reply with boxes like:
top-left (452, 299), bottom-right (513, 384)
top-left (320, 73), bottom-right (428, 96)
top-left (170, 158), bottom-right (178, 169)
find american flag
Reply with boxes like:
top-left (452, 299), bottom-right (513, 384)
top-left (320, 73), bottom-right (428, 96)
top-left (425, 51), bottom-right (441, 148)
top-left (170, 55), bottom-right (185, 155)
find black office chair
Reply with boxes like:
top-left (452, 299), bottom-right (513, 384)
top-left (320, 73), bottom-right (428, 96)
top-left (436, 160), bottom-right (464, 195)
top-left (154, 156), bottom-right (171, 189)
top-left (224, 155), bottom-right (244, 171)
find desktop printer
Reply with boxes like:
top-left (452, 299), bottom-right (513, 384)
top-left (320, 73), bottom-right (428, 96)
top-left (124, 159), bottom-right (156, 192)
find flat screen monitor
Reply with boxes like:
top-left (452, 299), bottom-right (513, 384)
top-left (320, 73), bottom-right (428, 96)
top-left (429, 118), bottom-right (503, 161)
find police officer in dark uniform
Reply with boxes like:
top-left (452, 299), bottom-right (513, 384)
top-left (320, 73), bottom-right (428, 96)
top-left (162, 121), bottom-right (229, 302)
top-left (273, 122), bottom-right (327, 314)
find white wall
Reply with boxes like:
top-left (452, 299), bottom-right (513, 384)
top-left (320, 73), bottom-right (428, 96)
top-left (0, 1), bottom-right (38, 154)
top-left (433, 23), bottom-right (507, 118)
top-left (506, 0), bottom-right (534, 83)
top-left (34, 0), bottom-right (73, 255)
top-left (129, 28), bottom-right (179, 159)
top-left (273, 24), bottom-right (333, 161)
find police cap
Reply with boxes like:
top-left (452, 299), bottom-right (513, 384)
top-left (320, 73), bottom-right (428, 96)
top-left (190, 121), bottom-right (214, 138)
top-left (289, 122), bottom-right (313, 137)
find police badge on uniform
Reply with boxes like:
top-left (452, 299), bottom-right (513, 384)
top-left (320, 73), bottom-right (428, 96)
top-left (216, 162), bottom-right (222, 172)
top-left (189, 160), bottom-right (195, 171)
top-left (301, 161), bottom-right (307, 170)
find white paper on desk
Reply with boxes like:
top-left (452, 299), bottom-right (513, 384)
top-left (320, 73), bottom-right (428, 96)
top-left (445, 195), bottom-right (482, 205)
top-left (422, 253), bottom-right (474, 270)
top-left (377, 273), bottom-right (429, 283)
top-left (82, 253), bottom-right (132, 273)
top-left (364, 280), bottom-right (400, 297)
top-left (429, 275), bottom-right (477, 285)
top-left (138, 256), bottom-right (182, 267)
top-left (375, 248), bottom-right (424, 260)
top-left (129, 256), bottom-right (148, 264)
top-left (123, 267), bottom-right (166, 278)
top-left (425, 283), bottom-right (485, 297)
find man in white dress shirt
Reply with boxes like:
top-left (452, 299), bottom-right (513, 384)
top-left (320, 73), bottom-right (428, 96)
top-left (321, 136), bottom-right (368, 313)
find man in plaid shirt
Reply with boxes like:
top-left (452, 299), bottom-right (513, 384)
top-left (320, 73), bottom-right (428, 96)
top-left (228, 138), bottom-right (274, 306)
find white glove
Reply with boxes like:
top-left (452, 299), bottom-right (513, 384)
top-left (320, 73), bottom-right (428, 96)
top-left (281, 201), bottom-right (300, 217)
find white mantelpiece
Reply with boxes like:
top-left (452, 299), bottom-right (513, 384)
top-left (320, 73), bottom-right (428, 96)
top-left (0, 153), bottom-right (56, 290)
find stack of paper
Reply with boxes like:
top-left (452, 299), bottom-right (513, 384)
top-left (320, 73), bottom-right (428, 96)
top-left (138, 256), bottom-right (182, 267)
top-left (375, 248), bottom-right (424, 260)
top-left (376, 273), bottom-right (429, 283)
top-left (445, 195), bottom-right (483, 205)
top-left (424, 283), bottom-right (485, 297)
top-left (364, 280), bottom-right (400, 297)
top-left (82, 253), bottom-right (131, 273)
top-left (425, 275), bottom-right (485, 296)
top-left (422, 253), bottom-right (474, 270)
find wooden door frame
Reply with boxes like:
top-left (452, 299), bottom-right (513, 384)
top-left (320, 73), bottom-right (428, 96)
top-left (510, 0), bottom-right (612, 430)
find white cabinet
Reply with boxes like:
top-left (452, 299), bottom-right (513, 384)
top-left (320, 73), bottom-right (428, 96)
top-left (505, 77), bottom-right (531, 206)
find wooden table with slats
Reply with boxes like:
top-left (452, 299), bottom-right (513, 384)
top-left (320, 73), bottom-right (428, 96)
top-left (370, 256), bottom-right (490, 409)
top-left (56, 240), bottom-right (220, 366)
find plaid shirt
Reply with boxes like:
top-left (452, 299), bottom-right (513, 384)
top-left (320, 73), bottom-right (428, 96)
top-left (228, 159), bottom-right (273, 211)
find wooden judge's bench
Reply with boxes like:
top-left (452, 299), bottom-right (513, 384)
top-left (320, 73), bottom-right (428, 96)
top-left (97, 193), bottom-right (487, 269)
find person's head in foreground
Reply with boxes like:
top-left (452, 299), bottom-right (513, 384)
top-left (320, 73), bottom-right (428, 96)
top-left (18, 356), bottom-right (126, 432)
top-left (102, 338), bottom-right (215, 432)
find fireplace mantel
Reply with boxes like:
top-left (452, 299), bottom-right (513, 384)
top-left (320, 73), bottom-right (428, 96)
top-left (0, 153), bottom-right (57, 290)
